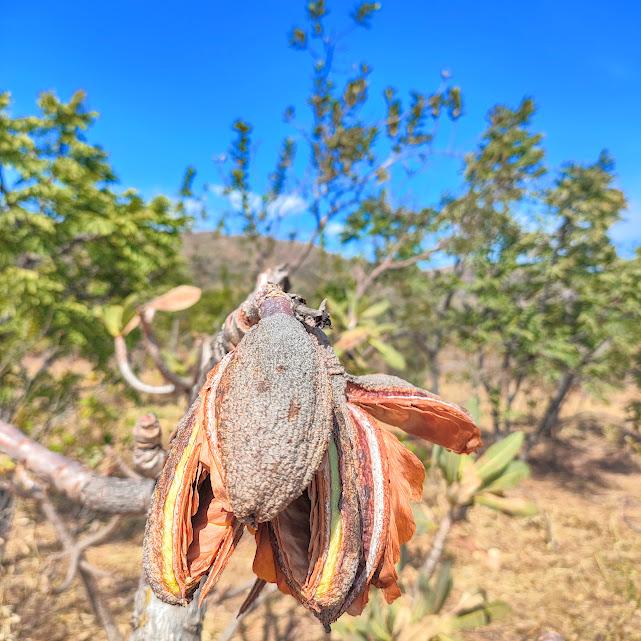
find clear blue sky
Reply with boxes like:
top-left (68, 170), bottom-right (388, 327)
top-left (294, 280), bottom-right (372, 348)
top-left (2, 1), bottom-right (640, 252)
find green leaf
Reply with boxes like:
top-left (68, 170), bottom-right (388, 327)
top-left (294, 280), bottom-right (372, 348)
top-left (474, 432), bottom-right (525, 483)
top-left (411, 504), bottom-right (436, 536)
top-left (439, 449), bottom-right (461, 486)
top-left (474, 493), bottom-right (539, 517)
top-left (369, 337), bottom-right (406, 370)
top-left (120, 294), bottom-right (140, 336)
top-left (432, 561), bottom-right (454, 614)
top-left (456, 451), bottom-right (475, 481)
top-left (361, 299), bottom-right (390, 319)
top-left (453, 601), bottom-right (511, 629)
top-left (482, 460), bottom-right (531, 493)
top-left (101, 305), bottom-right (123, 337)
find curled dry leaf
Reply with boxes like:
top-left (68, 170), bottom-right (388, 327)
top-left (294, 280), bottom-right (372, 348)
top-left (147, 285), bottom-right (202, 312)
top-left (143, 288), bottom-right (481, 628)
top-left (121, 285), bottom-right (202, 336)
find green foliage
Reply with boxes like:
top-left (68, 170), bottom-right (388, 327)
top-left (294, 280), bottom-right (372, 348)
top-left (443, 102), bottom-right (641, 437)
top-left (193, 0), bottom-right (641, 440)
top-left (335, 562), bottom-right (510, 641)
top-left (433, 432), bottom-right (538, 516)
top-left (0, 90), bottom-right (190, 423)
top-left (327, 289), bottom-right (406, 372)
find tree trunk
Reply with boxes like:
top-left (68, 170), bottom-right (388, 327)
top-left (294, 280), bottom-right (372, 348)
top-left (524, 371), bottom-right (575, 459)
top-left (538, 370), bottom-right (575, 436)
top-left (428, 349), bottom-right (440, 396)
top-left (131, 576), bottom-right (205, 641)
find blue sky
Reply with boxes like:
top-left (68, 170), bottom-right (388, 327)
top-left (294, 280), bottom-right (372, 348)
top-left (2, 0), bottom-right (640, 252)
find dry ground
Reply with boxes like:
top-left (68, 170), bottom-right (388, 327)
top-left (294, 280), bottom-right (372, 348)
top-left (1, 387), bottom-right (640, 641)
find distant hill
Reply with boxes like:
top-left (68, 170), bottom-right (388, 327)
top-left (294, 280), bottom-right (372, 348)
top-left (182, 231), bottom-right (349, 297)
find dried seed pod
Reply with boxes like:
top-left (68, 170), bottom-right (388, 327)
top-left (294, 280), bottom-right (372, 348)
top-left (215, 314), bottom-right (333, 526)
top-left (144, 294), bottom-right (483, 626)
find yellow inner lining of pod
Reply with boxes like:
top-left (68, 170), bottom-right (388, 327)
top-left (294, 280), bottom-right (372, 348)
top-left (161, 422), bottom-right (201, 595)
top-left (315, 437), bottom-right (343, 597)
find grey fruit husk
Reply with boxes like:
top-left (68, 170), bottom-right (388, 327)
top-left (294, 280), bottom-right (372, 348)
top-left (216, 314), bottom-right (334, 526)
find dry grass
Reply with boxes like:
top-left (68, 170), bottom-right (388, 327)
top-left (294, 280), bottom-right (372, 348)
top-left (1, 385), bottom-right (640, 641)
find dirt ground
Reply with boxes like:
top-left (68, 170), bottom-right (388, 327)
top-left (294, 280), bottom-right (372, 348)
top-left (1, 390), bottom-right (640, 641)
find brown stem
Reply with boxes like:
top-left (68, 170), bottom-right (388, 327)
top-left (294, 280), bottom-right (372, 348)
top-left (54, 514), bottom-right (123, 594)
top-left (79, 568), bottom-right (125, 641)
top-left (355, 238), bottom-right (448, 301)
top-left (419, 509), bottom-right (454, 581)
top-left (139, 314), bottom-right (192, 391)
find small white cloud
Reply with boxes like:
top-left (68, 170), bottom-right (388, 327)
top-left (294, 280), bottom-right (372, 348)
top-left (325, 221), bottom-right (344, 237)
top-left (211, 184), bottom-right (261, 212)
top-left (267, 193), bottom-right (307, 218)
top-left (183, 198), bottom-right (202, 217)
top-left (210, 184), bottom-right (306, 219)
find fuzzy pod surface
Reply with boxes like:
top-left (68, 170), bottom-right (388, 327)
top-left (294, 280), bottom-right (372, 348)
top-left (216, 314), bottom-right (334, 526)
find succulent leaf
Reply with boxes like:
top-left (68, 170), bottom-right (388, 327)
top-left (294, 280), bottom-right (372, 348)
top-left (474, 493), bottom-right (538, 517)
top-left (482, 460), bottom-right (531, 493)
top-left (474, 431), bottom-right (525, 483)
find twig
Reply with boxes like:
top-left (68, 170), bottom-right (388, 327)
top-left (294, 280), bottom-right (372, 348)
top-left (80, 565), bottom-right (125, 641)
top-left (139, 313), bottom-right (192, 391)
top-left (53, 515), bottom-right (123, 593)
top-left (39, 494), bottom-right (125, 641)
top-left (621, 498), bottom-right (641, 533)
top-left (355, 238), bottom-right (448, 301)
top-left (218, 584), bottom-right (278, 641)
top-left (104, 445), bottom-right (142, 480)
top-left (212, 579), bottom-right (258, 604)
top-left (419, 509), bottom-right (455, 581)
top-left (113, 336), bottom-right (176, 395)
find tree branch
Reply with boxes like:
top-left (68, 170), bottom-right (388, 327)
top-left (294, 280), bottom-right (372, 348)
top-left (0, 419), bottom-right (154, 514)
top-left (138, 314), bottom-right (192, 391)
top-left (355, 238), bottom-right (448, 300)
top-left (113, 335), bottom-right (176, 395)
